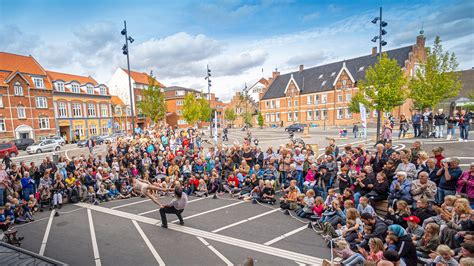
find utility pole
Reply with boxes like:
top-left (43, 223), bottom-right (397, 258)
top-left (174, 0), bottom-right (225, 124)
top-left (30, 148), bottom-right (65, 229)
top-left (205, 65), bottom-right (212, 137)
top-left (121, 20), bottom-right (135, 136)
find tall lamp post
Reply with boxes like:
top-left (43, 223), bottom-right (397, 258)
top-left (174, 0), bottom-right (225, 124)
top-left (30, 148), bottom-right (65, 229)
top-left (205, 65), bottom-right (212, 137)
top-left (371, 7), bottom-right (388, 143)
top-left (121, 20), bottom-right (135, 137)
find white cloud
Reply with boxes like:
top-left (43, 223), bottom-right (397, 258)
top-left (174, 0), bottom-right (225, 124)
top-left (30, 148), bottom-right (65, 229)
top-left (302, 12), bottom-right (320, 22)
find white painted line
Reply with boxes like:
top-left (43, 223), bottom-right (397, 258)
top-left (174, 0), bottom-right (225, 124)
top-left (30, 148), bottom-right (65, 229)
top-left (111, 199), bottom-right (151, 209)
top-left (132, 220), bottom-right (166, 266)
top-left (296, 262), bottom-right (306, 266)
top-left (457, 157), bottom-right (474, 159)
top-left (87, 209), bottom-right (102, 266)
top-left (197, 236), bottom-right (233, 266)
top-left (75, 203), bottom-right (323, 264)
top-left (212, 209), bottom-right (279, 233)
top-left (138, 197), bottom-right (206, 216)
top-left (172, 201), bottom-right (245, 222)
top-left (264, 225), bottom-right (308, 246)
top-left (39, 209), bottom-right (56, 256)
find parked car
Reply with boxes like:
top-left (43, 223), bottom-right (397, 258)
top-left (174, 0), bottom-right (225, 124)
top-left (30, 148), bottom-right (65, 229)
top-left (12, 138), bottom-right (34, 150)
top-left (0, 143), bottom-right (19, 158)
top-left (46, 136), bottom-right (66, 146)
top-left (103, 133), bottom-right (125, 144)
top-left (26, 139), bottom-right (61, 154)
top-left (285, 123), bottom-right (305, 132)
top-left (77, 139), bottom-right (88, 147)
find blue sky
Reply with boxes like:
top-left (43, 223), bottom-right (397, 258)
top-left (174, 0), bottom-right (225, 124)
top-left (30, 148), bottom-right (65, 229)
top-left (0, 0), bottom-right (472, 100)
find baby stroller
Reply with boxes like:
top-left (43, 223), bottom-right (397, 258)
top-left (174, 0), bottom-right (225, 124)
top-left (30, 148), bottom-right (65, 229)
top-left (38, 185), bottom-right (53, 212)
top-left (2, 226), bottom-right (24, 247)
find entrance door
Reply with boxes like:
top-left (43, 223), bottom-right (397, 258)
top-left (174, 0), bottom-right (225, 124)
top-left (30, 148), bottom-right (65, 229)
top-left (20, 133), bottom-right (29, 139)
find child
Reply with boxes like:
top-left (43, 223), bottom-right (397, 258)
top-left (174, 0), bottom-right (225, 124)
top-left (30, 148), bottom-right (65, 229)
top-left (404, 215), bottom-right (424, 241)
top-left (420, 245), bottom-right (459, 266)
top-left (385, 234), bottom-right (398, 251)
top-left (280, 186), bottom-right (298, 211)
top-left (195, 179), bottom-right (209, 197)
top-left (423, 195), bottom-right (457, 228)
top-left (27, 194), bottom-right (38, 213)
top-left (88, 186), bottom-right (99, 205)
top-left (296, 189), bottom-right (315, 218)
top-left (120, 182), bottom-right (132, 199)
top-left (357, 196), bottom-right (376, 217)
top-left (96, 184), bottom-right (110, 202)
top-left (324, 188), bottom-right (338, 207)
top-left (312, 196), bottom-right (325, 219)
top-left (108, 185), bottom-right (121, 200)
top-left (322, 239), bottom-right (354, 266)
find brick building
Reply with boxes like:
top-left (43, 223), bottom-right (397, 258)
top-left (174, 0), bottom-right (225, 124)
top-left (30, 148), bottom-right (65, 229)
top-left (164, 86), bottom-right (202, 128)
top-left (108, 68), bottom-right (165, 130)
top-left (111, 96), bottom-right (132, 134)
top-left (224, 92), bottom-right (259, 128)
top-left (0, 52), bottom-right (56, 141)
top-left (260, 35), bottom-right (427, 127)
top-left (47, 71), bottom-right (113, 142)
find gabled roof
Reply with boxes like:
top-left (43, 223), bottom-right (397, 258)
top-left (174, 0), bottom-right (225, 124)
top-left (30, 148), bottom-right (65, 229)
top-left (121, 68), bottom-right (165, 87)
top-left (111, 95), bottom-right (126, 105)
top-left (47, 70), bottom-right (98, 85)
top-left (0, 52), bottom-right (53, 89)
top-left (261, 46), bottom-right (412, 100)
top-left (164, 86), bottom-right (200, 93)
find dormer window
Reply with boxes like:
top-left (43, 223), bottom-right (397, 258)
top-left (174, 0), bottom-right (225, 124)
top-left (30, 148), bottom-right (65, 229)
top-left (321, 80), bottom-right (327, 87)
top-left (318, 74), bottom-right (323, 79)
top-left (56, 82), bottom-right (65, 92)
top-left (358, 66), bottom-right (365, 72)
top-left (32, 77), bottom-right (44, 88)
top-left (71, 83), bottom-right (80, 93)
top-left (14, 82), bottom-right (23, 96)
top-left (100, 87), bottom-right (107, 95)
top-left (331, 72), bottom-right (336, 77)
top-left (87, 85), bottom-right (94, 94)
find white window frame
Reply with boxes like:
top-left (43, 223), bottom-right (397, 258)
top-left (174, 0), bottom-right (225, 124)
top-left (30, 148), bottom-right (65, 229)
top-left (307, 95), bottom-right (313, 105)
top-left (288, 99), bottom-right (292, 107)
top-left (71, 83), bottom-right (80, 93)
top-left (178, 119), bottom-right (187, 125)
top-left (0, 95), bottom-right (3, 108)
top-left (294, 111), bottom-right (298, 121)
top-left (32, 77), bottom-right (44, 88)
top-left (0, 118), bottom-right (5, 131)
top-left (126, 107), bottom-right (131, 116)
top-left (56, 82), bottom-right (65, 92)
top-left (101, 124), bottom-right (108, 135)
top-left (322, 109), bottom-right (327, 119)
top-left (175, 90), bottom-right (185, 96)
top-left (101, 104), bottom-right (108, 117)
top-left (14, 82), bottom-right (23, 96)
top-left (270, 100), bottom-right (274, 109)
top-left (39, 117), bottom-right (50, 129)
top-left (176, 100), bottom-right (184, 106)
top-left (177, 109), bottom-right (182, 115)
top-left (75, 125), bottom-right (84, 137)
top-left (100, 87), bottom-right (107, 95)
top-left (307, 110), bottom-right (313, 120)
top-left (322, 94), bottom-right (327, 103)
top-left (315, 95), bottom-right (320, 104)
top-left (275, 100), bottom-right (280, 108)
top-left (314, 109), bottom-right (320, 120)
top-left (270, 113), bottom-right (275, 122)
top-left (35, 97), bottom-right (48, 108)
top-left (58, 102), bottom-right (67, 118)
top-left (17, 105), bottom-right (26, 119)
top-left (337, 108), bottom-right (343, 119)
top-left (87, 103), bottom-right (96, 117)
top-left (136, 95), bottom-right (142, 102)
top-left (337, 94), bottom-right (343, 102)
top-left (87, 85), bottom-right (94, 94)
top-left (346, 93), bottom-right (352, 102)
top-left (89, 124), bottom-right (97, 136)
top-left (72, 103), bottom-right (82, 117)
top-left (294, 100), bottom-right (298, 107)
top-left (265, 114), bottom-right (270, 123)
top-left (288, 112), bottom-right (292, 122)
top-left (276, 112), bottom-right (280, 122)
top-left (345, 108), bottom-right (352, 119)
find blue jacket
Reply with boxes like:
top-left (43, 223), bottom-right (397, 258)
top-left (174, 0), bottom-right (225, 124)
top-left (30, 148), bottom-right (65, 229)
top-left (389, 179), bottom-right (412, 200)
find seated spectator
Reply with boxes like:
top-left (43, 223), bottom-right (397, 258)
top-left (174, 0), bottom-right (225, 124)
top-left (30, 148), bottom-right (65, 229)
top-left (416, 223), bottom-right (440, 258)
top-left (108, 185), bottom-right (121, 200)
top-left (412, 198), bottom-right (436, 224)
top-left (404, 215), bottom-right (424, 241)
top-left (195, 179), bottom-right (208, 197)
top-left (280, 186), bottom-right (298, 211)
top-left (410, 171), bottom-right (437, 204)
top-left (357, 196), bottom-right (376, 216)
top-left (342, 237), bottom-right (384, 265)
top-left (395, 154), bottom-right (417, 180)
top-left (352, 170), bottom-right (373, 206)
top-left (386, 200), bottom-right (411, 228)
top-left (295, 189), bottom-right (315, 218)
top-left (258, 180), bottom-right (275, 205)
top-left (423, 195), bottom-right (457, 228)
top-left (388, 171), bottom-right (412, 207)
top-left (387, 224), bottom-right (418, 266)
top-left (96, 184), bottom-right (110, 202)
top-left (440, 198), bottom-right (472, 249)
top-left (421, 245), bottom-right (459, 266)
top-left (358, 212), bottom-right (388, 250)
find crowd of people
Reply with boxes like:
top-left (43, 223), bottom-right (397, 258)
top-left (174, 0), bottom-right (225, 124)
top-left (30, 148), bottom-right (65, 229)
top-left (0, 124), bottom-right (473, 265)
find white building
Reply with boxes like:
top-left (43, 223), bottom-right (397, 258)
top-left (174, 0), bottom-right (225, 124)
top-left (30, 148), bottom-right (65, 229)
top-left (246, 77), bottom-right (269, 103)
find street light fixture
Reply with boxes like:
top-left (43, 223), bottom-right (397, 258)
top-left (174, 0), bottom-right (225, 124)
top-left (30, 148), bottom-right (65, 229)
top-left (121, 20), bottom-right (136, 137)
top-left (205, 65), bottom-right (212, 137)
top-left (371, 7), bottom-right (388, 143)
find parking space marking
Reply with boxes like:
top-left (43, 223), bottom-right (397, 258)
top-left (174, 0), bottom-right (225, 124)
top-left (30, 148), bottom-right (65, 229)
top-left (137, 197), bottom-right (207, 216)
top-left (75, 203), bottom-right (323, 264)
top-left (87, 209), bottom-right (102, 266)
top-left (38, 209), bottom-right (56, 255)
top-left (212, 208), bottom-right (279, 233)
top-left (132, 220), bottom-right (166, 266)
top-left (263, 225), bottom-right (308, 246)
top-left (197, 237), bottom-right (233, 266)
top-left (111, 199), bottom-right (151, 209)
top-left (17, 207), bottom-right (84, 228)
top-left (171, 201), bottom-right (245, 223)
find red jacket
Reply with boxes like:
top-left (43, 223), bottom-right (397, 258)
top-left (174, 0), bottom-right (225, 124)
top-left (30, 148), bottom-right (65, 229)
top-left (227, 176), bottom-right (239, 187)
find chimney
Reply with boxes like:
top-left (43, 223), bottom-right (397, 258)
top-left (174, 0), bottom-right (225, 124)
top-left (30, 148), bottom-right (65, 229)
top-left (272, 70), bottom-right (280, 79)
top-left (416, 34), bottom-right (425, 48)
top-left (372, 47), bottom-right (377, 55)
top-left (299, 65), bottom-right (304, 72)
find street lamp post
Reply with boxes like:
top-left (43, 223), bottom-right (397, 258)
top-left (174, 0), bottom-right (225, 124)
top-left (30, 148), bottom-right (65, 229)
top-left (371, 7), bottom-right (388, 143)
top-left (205, 65), bottom-right (212, 137)
top-left (121, 20), bottom-right (135, 137)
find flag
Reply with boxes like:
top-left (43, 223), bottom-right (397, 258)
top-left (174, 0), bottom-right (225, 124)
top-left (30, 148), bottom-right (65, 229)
top-left (214, 110), bottom-right (218, 143)
top-left (359, 103), bottom-right (367, 139)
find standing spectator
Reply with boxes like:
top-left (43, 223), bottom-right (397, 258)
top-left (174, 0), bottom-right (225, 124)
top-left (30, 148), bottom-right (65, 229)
top-left (2, 152), bottom-right (12, 171)
top-left (434, 109), bottom-right (446, 138)
top-left (436, 157), bottom-right (463, 204)
top-left (412, 109), bottom-right (422, 137)
top-left (293, 148), bottom-right (305, 191)
top-left (0, 164), bottom-right (9, 206)
top-left (352, 123), bottom-right (359, 139)
top-left (382, 120), bottom-right (393, 144)
top-left (422, 107), bottom-right (433, 138)
top-left (87, 137), bottom-right (95, 154)
top-left (446, 110), bottom-right (459, 141)
top-left (458, 109), bottom-right (471, 142)
top-left (398, 114), bottom-right (409, 139)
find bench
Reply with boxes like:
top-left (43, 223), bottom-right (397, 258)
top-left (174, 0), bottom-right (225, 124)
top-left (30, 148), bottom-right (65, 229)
top-left (374, 200), bottom-right (388, 217)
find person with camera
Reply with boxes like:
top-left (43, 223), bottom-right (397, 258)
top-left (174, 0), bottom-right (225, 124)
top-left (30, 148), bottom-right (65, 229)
top-left (436, 157), bottom-right (462, 204)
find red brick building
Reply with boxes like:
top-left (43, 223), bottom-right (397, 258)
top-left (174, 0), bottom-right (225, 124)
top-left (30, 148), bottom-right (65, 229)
top-left (0, 52), bottom-right (56, 141)
top-left (164, 86), bottom-right (202, 128)
top-left (260, 35), bottom-right (427, 127)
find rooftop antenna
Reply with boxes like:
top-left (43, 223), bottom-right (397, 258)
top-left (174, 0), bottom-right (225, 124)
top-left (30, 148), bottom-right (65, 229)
top-left (420, 21), bottom-right (424, 35)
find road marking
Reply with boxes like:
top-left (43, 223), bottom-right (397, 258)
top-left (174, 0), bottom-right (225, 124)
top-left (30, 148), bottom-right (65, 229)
top-left (138, 197), bottom-right (207, 216)
top-left (111, 199), bottom-right (151, 209)
top-left (197, 236), bottom-right (233, 266)
top-left (296, 262), bottom-right (306, 266)
top-left (264, 225), bottom-right (308, 246)
top-left (75, 203), bottom-right (323, 264)
top-left (87, 209), bottom-right (102, 266)
top-left (38, 209), bottom-right (56, 256)
top-left (17, 207), bottom-right (85, 228)
top-left (171, 201), bottom-right (245, 223)
top-left (212, 208), bottom-right (280, 233)
top-left (457, 157), bottom-right (474, 159)
top-left (132, 220), bottom-right (166, 266)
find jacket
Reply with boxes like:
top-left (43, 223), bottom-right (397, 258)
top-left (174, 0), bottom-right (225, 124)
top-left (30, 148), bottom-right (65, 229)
top-left (456, 171), bottom-right (474, 200)
top-left (388, 179), bottom-right (412, 200)
top-left (434, 113), bottom-right (446, 125)
top-left (410, 179), bottom-right (437, 202)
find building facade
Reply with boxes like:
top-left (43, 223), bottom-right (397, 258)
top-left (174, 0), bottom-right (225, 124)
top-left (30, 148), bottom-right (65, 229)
top-left (260, 35), bottom-right (427, 127)
top-left (164, 86), bottom-right (202, 128)
top-left (225, 92), bottom-right (259, 128)
top-left (111, 96), bottom-right (133, 134)
top-left (108, 68), bottom-right (165, 130)
top-left (47, 71), bottom-right (112, 142)
top-left (0, 52), bottom-right (56, 141)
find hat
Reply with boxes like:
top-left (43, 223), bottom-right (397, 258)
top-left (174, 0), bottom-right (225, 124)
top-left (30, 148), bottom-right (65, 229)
top-left (403, 215), bottom-right (420, 224)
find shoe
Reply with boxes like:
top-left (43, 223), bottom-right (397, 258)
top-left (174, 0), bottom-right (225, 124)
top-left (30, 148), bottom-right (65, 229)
top-left (39, 209), bottom-right (44, 212)
top-left (252, 199), bottom-right (257, 204)
top-left (179, 221), bottom-right (184, 226)
top-left (307, 222), bottom-right (313, 229)
top-left (161, 224), bottom-right (168, 228)
top-left (54, 212), bottom-right (60, 217)
top-left (58, 204), bottom-right (62, 209)
top-left (283, 210), bottom-right (290, 215)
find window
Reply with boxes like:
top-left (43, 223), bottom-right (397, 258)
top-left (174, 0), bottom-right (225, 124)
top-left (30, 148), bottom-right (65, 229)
top-left (294, 112), bottom-right (298, 121)
top-left (276, 113), bottom-right (280, 122)
top-left (176, 100), bottom-right (184, 106)
top-left (39, 117), bottom-right (50, 129)
top-left (270, 100), bottom-right (274, 109)
top-left (87, 104), bottom-right (96, 117)
top-left (294, 100), bottom-right (298, 107)
top-left (331, 72), bottom-right (336, 77)
top-left (71, 83), bottom-right (80, 93)
top-left (315, 95), bottom-right (320, 104)
top-left (345, 108), bottom-right (352, 119)
top-left (32, 77), bottom-right (44, 88)
top-left (322, 94), bottom-right (327, 103)
top-left (115, 106), bottom-right (122, 116)
top-left (101, 124), bottom-right (108, 135)
top-left (101, 104), bottom-right (108, 117)
top-left (178, 120), bottom-right (187, 125)
top-left (288, 100), bottom-right (292, 107)
top-left (14, 82), bottom-right (23, 96)
top-left (176, 90), bottom-right (185, 96)
top-left (35, 97), bottom-right (48, 108)
top-left (345, 93), bottom-right (352, 102)
top-left (75, 125), bottom-right (84, 137)
top-left (87, 85), bottom-right (94, 94)
top-left (265, 114), bottom-right (270, 122)
top-left (126, 122), bottom-right (131, 130)
top-left (322, 109), bottom-right (327, 119)
top-left (56, 82), bottom-right (65, 92)
top-left (275, 100), bottom-right (280, 108)
top-left (321, 80), bottom-right (327, 87)
top-left (89, 124), bottom-right (97, 135)
top-left (314, 109), bottom-right (320, 120)
top-left (126, 107), bottom-right (131, 116)
top-left (177, 110), bottom-right (182, 115)
top-left (307, 95), bottom-right (313, 105)
top-left (17, 105), bottom-right (26, 119)
top-left (318, 74), bottom-right (323, 79)
top-left (270, 113), bottom-right (275, 122)
top-left (337, 94), bottom-right (343, 102)
top-left (0, 95), bottom-right (3, 108)
top-left (136, 95), bottom-right (142, 102)
top-left (307, 110), bottom-right (313, 120)
top-left (0, 118), bottom-right (5, 132)
top-left (288, 112), bottom-right (292, 122)
top-left (72, 103), bottom-right (82, 117)
top-left (337, 108), bottom-right (343, 119)
top-left (100, 87), bottom-right (107, 95)
top-left (58, 102), bottom-right (67, 118)
top-left (342, 80), bottom-right (348, 88)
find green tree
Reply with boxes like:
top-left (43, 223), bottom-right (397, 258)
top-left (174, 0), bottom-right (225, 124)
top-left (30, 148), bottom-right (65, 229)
top-left (224, 108), bottom-right (237, 126)
top-left (409, 36), bottom-right (461, 109)
top-left (182, 93), bottom-right (200, 126)
top-left (349, 52), bottom-right (408, 140)
top-left (197, 98), bottom-right (212, 123)
top-left (136, 76), bottom-right (166, 124)
top-left (257, 112), bottom-right (264, 128)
